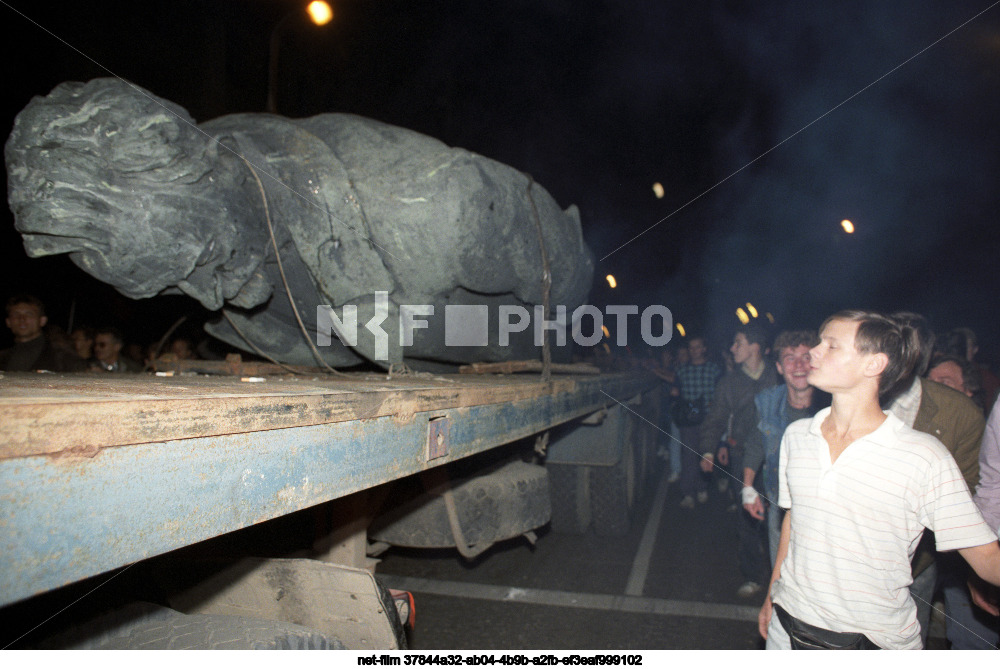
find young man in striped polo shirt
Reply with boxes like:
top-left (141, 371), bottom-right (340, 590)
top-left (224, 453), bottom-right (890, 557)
top-left (758, 310), bottom-right (1000, 649)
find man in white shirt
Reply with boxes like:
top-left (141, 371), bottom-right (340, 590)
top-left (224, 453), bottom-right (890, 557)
top-left (758, 310), bottom-right (1000, 649)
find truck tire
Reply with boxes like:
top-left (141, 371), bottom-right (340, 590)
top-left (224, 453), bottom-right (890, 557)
top-left (547, 463), bottom-right (591, 534)
top-left (590, 439), bottom-right (635, 536)
top-left (38, 602), bottom-right (347, 650)
top-left (369, 460), bottom-right (550, 550)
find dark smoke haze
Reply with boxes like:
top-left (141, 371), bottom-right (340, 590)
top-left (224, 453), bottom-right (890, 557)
top-left (679, 2), bottom-right (1000, 346)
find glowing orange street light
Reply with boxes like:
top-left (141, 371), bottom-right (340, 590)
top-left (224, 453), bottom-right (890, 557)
top-left (652, 182), bottom-right (664, 199)
top-left (307, 1), bottom-right (333, 25)
top-left (676, 323), bottom-right (686, 337)
top-left (736, 308), bottom-right (750, 325)
top-left (268, 2), bottom-right (335, 113)
top-left (841, 219), bottom-right (855, 234)
top-left (606, 274), bottom-right (617, 288)
top-left (746, 302), bottom-right (758, 319)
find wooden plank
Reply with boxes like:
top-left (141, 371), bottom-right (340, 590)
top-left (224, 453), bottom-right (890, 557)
top-left (0, 370), bottom-right (642, 460)
top-left (458, 360), bottom-right (602, 375)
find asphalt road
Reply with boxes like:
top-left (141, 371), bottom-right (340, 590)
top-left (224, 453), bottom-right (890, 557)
top-left (375, 460), bottom-right (767, 650)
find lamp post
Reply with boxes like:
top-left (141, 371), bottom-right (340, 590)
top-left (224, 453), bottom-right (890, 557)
top-left (267, 1), bottom-right (333, 114)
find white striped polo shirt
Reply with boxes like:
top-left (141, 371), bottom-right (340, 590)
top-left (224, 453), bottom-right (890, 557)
top-left (771, 407), bottom-right (997, 649)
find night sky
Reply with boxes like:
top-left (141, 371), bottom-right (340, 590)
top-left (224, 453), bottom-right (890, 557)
top-left (2, 0), bottom-right (1000, 359)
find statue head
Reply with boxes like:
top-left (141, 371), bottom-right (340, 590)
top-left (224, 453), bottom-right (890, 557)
top-left (5, 78), bottom-right (264, 309)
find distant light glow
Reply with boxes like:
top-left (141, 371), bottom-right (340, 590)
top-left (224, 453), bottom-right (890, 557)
top-left (652, 182), bottom-right (664, 199)
top-left (306, 1), bottom-right (333, 26)
top-left (606, 274), bottom-right (617, 288)
top-left (736, 308), bottom-right (750, 325)
top-left (841, 219), bottom-right (855, 234)
top-left (765, 312), bottom-right (775, 324)
top-left (676, 323), bottom-right (686, 337)
top-left (601, 325), bottom-right (610, 339)
top-left (746, 302), bottom-right (758, 318)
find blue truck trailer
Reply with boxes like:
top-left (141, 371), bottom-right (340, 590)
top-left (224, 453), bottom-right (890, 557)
top-left (0, 365), bottom-right (660, 649)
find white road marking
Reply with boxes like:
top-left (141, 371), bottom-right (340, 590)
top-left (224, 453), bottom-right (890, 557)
top-left (376, 574), bottom-right (760, 623)
top-left (624, 469), bottom-right (671, 596)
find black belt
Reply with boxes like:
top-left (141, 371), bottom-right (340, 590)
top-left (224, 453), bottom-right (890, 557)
top-left (773, 604), bottom-right (880, 650)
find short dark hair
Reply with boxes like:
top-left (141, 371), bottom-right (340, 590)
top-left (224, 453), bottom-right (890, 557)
top-left (773, 330), bottom-right (818, 354)
top-left (820, 310), bottom-right (921, 399)
top-left (890, 312), bottom-right (935, 377)
top-left (71, 326), bottom-right (95, 341)
top-left (927, 355), bottom-right (981, 395)
top-left (95, 327), bottom-right (125, 345)
top-left (736, 322), bottom-right (771, 352)
top-left (6, 294), bottom-right (46, 317)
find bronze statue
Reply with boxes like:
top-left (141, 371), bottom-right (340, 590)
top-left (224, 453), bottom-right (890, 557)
top-left (5, 79), bottom-right (593, 367)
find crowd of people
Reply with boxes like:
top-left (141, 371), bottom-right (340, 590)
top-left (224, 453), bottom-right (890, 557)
top-left (650, 312), bottom-right (1000, 649)
top-left (0, 294), bottom-right (200, 373)
top-left (6, 291), bottom-right (1000, 650)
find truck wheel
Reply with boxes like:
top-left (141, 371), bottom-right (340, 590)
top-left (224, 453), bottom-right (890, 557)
top-left (369, 461), bottom-right (550, 550)
top-left (590, 439), bottom-right (635, 536)
top-left (38, 602), bottom-right (346, 650)
top-left (547, 463), bottom-right (591, 534)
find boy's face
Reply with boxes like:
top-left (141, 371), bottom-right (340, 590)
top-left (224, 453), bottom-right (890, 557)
top-left (808, 319), bottom-right (871, 393)
top-left (777, 344), bottom-right (812, 392)
top-left (93, 333), bottom-right (121, 364)
top-left (730, 333), bottom-right (759, 366)
top-left (687, 338), bottom-right (706, 363)
top-left (928, 360), bottom-right (969, 395)
top-left (171, 339), bottom-right (193, 359)
top-left (5, 303), bottom-right (47, 342)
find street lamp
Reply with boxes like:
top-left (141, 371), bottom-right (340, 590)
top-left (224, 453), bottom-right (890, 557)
top-left (306, 1), bottom-right (333, 25)
top-left (267, 1), bottom-right (334, 114)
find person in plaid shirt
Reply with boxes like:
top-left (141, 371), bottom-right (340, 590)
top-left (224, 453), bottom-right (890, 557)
top-left (674, 336), bottom-right (722, 508)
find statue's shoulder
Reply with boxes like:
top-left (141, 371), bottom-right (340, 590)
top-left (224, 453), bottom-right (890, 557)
top-left (201, 112), bottom-right (450, 157)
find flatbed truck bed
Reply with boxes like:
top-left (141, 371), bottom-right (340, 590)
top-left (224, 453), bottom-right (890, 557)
top-left (0, 368), bottom-right (657, 611)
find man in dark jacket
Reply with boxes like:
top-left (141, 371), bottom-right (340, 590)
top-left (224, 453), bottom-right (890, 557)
top-left (699, 322), bottom-right (779, 597)
top-left (91, 327), bottom-right (143, 373)
top-left (0, 295), bottom-right (85, 372)
top-left (888, 312), bottom-right (985, 646)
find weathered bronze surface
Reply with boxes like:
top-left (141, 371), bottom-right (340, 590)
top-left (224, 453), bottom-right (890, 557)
top-left (5, 78), bottom-right (593, 368)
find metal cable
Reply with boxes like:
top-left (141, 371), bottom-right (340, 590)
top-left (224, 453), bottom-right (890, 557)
top-left (525, 174), bottom-right (553, 382)
top-left (237, 154), bottom-right (347, 376)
